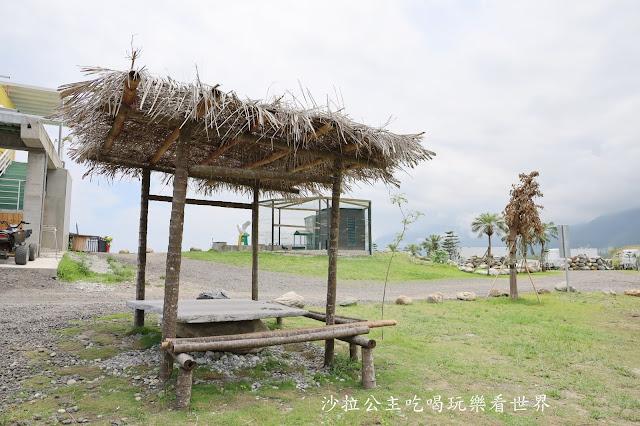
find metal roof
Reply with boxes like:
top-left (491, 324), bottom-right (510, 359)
top-left (0, 81), bottom-right (61, 124)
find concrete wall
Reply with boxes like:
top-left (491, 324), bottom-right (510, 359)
top-left (22, 151), bottom-right (46, 254)
top-left (42, 168), bottom-right (72, 251)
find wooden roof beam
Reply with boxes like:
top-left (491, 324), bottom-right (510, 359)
top-left (244, 150), bottom-right (288, 170)
top-left (101, 71), bottom-right (140, 155)
top-left (199, 138), bottom-right (242, 165)
top-left (150, 94), bottom-right (217, 164)
top-left (189, 164), bottom-right (333, 184)
top-left (237, 133), bottom-right (381, 168)
top-left (95, 155), bottom-right (300, 194)
top-left (289, 140), bottom-right (370, 173)
top-left (306, 123), bottom-right (333, 142)
top-left (149, 195), bottom-right (252, 209)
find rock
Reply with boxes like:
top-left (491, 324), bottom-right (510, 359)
top-left (625, 289), bottom-right (640, 297)
top-left (456, 292), bottom-right (477, 301)
top-left (475, 269), bottom-right (488, 275)
top-left (537, 288), bottom-right (551, 294)
top-left (274, 291), bottom-right (305, 308)
top-left (197, 289), bottom-right (229, 300)
top-left (602, 288), bottom-right (616, 295)
top-left (49, 352), bottom-right (56, 357)
top-left (488, 268), bottom-right (508, 275)
top-left (489, 289), bottom-right (509, 298)
top-left (447, 260), bottom-right (456, 266)
top-left (579, 266), bottom-right (591, 271)
top-left (189, 247), bottom-right (202, 251)
top-left (146, 248), bottom-right (154, 253)
top-left (395, 295), bottom-right (413, 305)
top-left (66, 379), bottom-right (76, 385)
top-left (426, 292), bottom-right (443, 303)
top-left (461, 266), bottom-right (474, 273)
top-left (555, 282), bottom-right (577, 292)
top-left (118, 249), bottom-right (130, 254)
top-left (338, 297), bottom-right (357, 307)
top-left (478, 263), bottom-right (489, 269)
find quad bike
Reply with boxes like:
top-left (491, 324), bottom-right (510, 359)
top-left (0, 220), bottom-right (38, 265)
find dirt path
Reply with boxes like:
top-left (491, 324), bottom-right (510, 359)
top-left (107, 252), bottom-right (640, 305)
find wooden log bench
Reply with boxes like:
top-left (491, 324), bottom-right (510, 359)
top-left (161, 319), bottom-right (397, 410)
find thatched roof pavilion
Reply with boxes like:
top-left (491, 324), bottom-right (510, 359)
top-left (57, 67), bottom-right (433, 194)
top-left (54, 63), bottom-right (434, 399)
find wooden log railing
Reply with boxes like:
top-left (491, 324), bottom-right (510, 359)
top-left (163, 319), bottom-right (396, 410)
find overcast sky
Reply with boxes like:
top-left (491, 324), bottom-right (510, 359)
top-left (2, 0), bottom-right (639, 252)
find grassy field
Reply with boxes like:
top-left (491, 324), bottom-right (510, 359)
top-left (57, 253), bottom-right (136, 284)
top-left (182, 250), bottom-right (562, 281)
top-left (3, 292), bottom-right (639, 425)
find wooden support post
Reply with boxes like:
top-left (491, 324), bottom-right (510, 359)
top-left (175, 367), bottom-right (193, 412)
top-left (350, 343), bottom-right (359, 361)
top-left (361, 347), bottom-right (376, 389)
top-left (159, 126), bottom-right (191, 382)
top-left (134, 168), bottom-right (150, 327)
top-left (276, 317), bottom-right (283, 326)
top-left (324, 159), bottom-right (343, 367)
top-left (252, 185), bottom-right (259, 301)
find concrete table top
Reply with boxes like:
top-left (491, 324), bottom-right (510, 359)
top-left (126, 299), bottom-right (308, 323)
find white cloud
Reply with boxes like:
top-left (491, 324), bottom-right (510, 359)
top-left (3, 0), bottom-right (640, 252)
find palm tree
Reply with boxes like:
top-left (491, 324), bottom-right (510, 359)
top-left (534, 222), bottom-right (558, 272)
top-left (471, 213), bottom-right (507, 259)
top-left (421, 234), bottom-right (442, 256)
top-left (406, 243), bottom-right (422, 257)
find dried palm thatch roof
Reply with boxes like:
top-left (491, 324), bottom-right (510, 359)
top-left (54, 66), bottom-right (434, 196)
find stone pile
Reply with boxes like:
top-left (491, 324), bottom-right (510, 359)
top-left (567, 254), bottom-right (611, 271)
top-left (458, 255), bottom-right (540, 275)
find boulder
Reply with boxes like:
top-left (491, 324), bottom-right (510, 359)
top-left (537, 288), bottom-right (551, 294)
top-left (426, 292), bottom-right (443, 303)
top-left (197, 289), bottom-right (229, 300)
top-left (478, 263), bottom-right (489, 269)
top-left (146, 248), bottom-right (154, 253)
top-left (274, 291), bottom-right (305, 308)
top-left (462, 266), bottom-right (474, 273)
top-left (118, 249), bottom-right (130, 254)
top-left (456, 292), bottom-right (477, 301)
top-left (625, 289), bottom-right (640, 297)
top-left (489, 289), bottom-right (509, 298)
top-left (475, 269), bottom-right (489, 275)
top-left (190, 247), bottom-right (203, 252)
top-left (395, 295), bottom-right (413, 305)
top-left (555, 282), bottom-right (577, 292)
top-left (526, 259), bottom-right (540, 272)
top-left (489, 268), bottom-right (509, 275)
top-left (338, 297), bottom-right (358, 307)
top-left (602, 288), bottom-right (616, 295)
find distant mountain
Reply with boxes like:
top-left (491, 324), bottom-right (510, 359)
top-left (374, 207), bottom-right (640, 252)
top-left (556, 208), bottom-right (640, 250)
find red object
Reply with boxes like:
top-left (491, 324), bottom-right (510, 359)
top-left (106, 246), bottom-right (110, 253)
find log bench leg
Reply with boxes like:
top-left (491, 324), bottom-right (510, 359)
top-left (349, 343), bottom-right (359, 361)
top-left (277, 317), bottom-right (283, 326)
top-left (175, 367), bottom-right (193, 411)
top-left (361, 347), bottom-right (376, 389)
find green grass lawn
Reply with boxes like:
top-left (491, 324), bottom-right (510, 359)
top-left (57, 253), bottom-right (136, 284)
top-left (183, 250), bottom-right (562, 281)
top-left (3, 293), bottom-right (638, 425)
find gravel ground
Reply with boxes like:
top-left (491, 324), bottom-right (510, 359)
top-left (1, 255), bottom-right (638, 411)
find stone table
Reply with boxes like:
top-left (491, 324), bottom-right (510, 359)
top-left (126, 299), bottom-right (308, 338)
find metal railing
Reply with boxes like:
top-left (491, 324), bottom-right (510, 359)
top-left (0, 150), bottom-right (12, 176)
top-left (0, 178), bottom-right (25, 210)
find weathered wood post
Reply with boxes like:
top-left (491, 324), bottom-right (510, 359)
top-left (134, 168), bottom-right (150, 327)
top-left (175, 367), bottom-right (194, 411)
top-left (349, 343), bottom-right (359, 361)
top-left (324, 159), bottom-right (342, 367)
top-left (361, 347), bottom-right (376, 389)
top-left (508, 227), bottom-right (519, 300)
top-left (160, 126), bottom-right (191, 382)
top-left (252, 184), bottom-right (259, 301)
